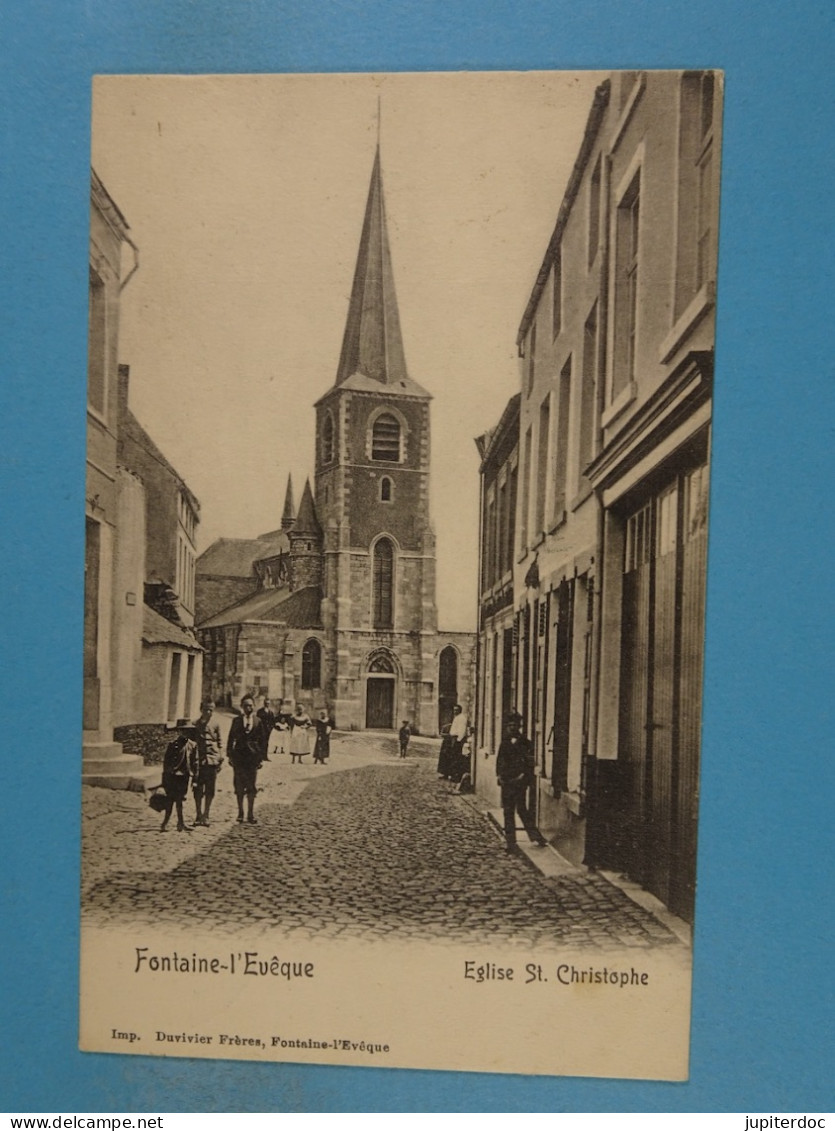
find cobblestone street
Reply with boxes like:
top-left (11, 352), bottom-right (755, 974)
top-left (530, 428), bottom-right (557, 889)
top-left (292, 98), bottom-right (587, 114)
top-left (82, 734), bottom-right (680, 950)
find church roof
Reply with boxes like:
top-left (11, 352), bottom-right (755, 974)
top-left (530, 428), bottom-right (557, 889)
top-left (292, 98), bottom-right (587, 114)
top-left (197, 530), bottom-right (289, 578)
top-left (328, 146), bottom-right (430, 401)
top-left (291, 479), bottom-right (322, 539)
top-left (281, 474), bottom-right (296, 530)
top-left (198, 584), bottom-right (322, 630)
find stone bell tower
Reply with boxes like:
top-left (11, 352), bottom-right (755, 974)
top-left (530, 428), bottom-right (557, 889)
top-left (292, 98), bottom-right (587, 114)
top-left (313, 144), bottom-right (438, 731)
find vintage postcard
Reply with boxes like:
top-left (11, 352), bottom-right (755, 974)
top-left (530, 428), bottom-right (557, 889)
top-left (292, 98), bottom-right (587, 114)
top-left (81, 70), bottom-right (721, 1080)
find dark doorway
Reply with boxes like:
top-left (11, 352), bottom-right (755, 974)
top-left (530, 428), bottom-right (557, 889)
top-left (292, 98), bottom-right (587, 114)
top-left (438, 645), bottom-right (458, 732)
top-left (366, 678), bottom-right (395, 729)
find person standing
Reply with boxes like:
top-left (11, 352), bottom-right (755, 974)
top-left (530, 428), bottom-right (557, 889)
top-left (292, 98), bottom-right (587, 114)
top-left (448, 704), bottom-right (470, 783)
top-left (312, 709), bottom-right (333, 764)
top-left (289, 702), bottom-right (312, 764)
top-left (256, 696), bottom-right (275, 761)
top-left (226, 694), bottom-right (266, 824)
top-left (191, 699), bottom-right (223, 827)
top-left (398, 720), bottom-right (411, 758)
top-left (159, 720), bottom-right (196, 833)
top-left (495, 711), bottom-right (547, 853)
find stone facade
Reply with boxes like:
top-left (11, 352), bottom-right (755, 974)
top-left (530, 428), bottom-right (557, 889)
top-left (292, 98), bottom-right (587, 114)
top-left (196, 145), bottom-right (475, 733)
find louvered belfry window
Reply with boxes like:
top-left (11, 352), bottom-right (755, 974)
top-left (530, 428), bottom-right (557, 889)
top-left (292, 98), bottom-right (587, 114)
top-left (371, 413), bottom-right (401, 461)
top-left (373, 538), bottom-right (394, 628)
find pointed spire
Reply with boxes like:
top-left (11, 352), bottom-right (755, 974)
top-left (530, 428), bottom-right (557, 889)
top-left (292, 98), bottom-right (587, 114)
top-left (281, 474), bottom-right (296, 531)
top-left (335, 145), bottom-right (409, 388)
top-left (291, 478), bottom-right (322, 539)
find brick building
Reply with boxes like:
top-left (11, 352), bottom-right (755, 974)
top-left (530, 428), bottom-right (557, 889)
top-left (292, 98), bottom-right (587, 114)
top-left (197, 147), bottom-right (475, 731)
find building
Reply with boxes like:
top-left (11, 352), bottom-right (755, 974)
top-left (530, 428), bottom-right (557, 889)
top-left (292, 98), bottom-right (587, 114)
top-left (111, 364), bottom-right (203, 756)
top-left (476, 71), bottom-right (721, 923)
top-left (197, 146), bottom-right (475, 731)
top-left (474, 393), bottom-right (520, 810)
top-left (84, 172), bottom-right (203, 785)
top-left (83, 171), bottom-right (138, 783)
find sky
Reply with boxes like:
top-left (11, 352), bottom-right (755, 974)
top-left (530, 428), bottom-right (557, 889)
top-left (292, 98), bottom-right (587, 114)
top-left (91, 71), bottom-right (604, 631)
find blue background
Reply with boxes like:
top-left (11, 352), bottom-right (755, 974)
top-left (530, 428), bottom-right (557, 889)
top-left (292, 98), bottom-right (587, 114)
top-left (1, 0), bottom-right (832, 1113)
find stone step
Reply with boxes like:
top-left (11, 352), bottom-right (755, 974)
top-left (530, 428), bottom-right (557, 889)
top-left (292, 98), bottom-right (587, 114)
top-left (81, 738), bottom-right (160, 792)
top-left (81, 740), bottom-right (124, 760)
top-left (82, 768), bottom-right (159, 792)
top-left (83, 752), bottom-right (147, 774)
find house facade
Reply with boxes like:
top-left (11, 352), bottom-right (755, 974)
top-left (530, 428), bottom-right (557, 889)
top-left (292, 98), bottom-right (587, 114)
top-left (475, 71), bottom-right (721, 922)
top-left (111, 364), bottom-right (203, 756)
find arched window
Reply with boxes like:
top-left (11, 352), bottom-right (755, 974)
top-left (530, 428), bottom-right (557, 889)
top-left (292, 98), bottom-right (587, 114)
top-left (322, 413), bottom-right (335, 464)
top-left (380, 476), bottom-right (392, 502)
top-left (369, 652), bottom-right (394, 674)
top-left (372, 538), bottom-right (394, 628)
top-left (301, 638), bottom-right (322, 689)
top-left (371, 413), bottom-right (401, 462)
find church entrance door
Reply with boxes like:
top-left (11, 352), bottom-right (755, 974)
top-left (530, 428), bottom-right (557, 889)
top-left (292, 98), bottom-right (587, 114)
top-left (366, 677), bottom-right (395, 729)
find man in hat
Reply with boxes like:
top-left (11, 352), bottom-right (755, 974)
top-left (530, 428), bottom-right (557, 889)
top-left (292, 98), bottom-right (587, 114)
top-left (159, 719), bottom-right (197, 833)
top-left (226, 693), bottom-right (267, 824)
top-left (191, 699), bottom-right (223, 827)
top-left (495, 711), bottom-right (547, 853)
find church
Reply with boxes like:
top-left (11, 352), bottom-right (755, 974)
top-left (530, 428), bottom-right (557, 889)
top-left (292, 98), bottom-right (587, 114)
top-left (195, 146), bottom-right (475, 733)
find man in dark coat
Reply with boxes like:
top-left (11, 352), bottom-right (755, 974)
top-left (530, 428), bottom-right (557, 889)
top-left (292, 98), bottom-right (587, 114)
top-left (256, 695), bottom-right (275, 760)
top-left (226, 694), bottom-right (267, 824)
top-left (495, 712), bottom-right (547, 853)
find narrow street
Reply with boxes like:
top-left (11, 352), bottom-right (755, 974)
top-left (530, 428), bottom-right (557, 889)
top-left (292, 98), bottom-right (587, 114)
top-left (82, 734), bottom-right (680, 950)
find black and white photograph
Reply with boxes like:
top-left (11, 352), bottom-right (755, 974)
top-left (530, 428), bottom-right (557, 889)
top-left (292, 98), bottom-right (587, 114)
top-left (81, 69), bottom-right (721, 1080)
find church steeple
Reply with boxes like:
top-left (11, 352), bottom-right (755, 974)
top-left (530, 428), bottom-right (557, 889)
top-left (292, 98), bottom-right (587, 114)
top-left (335, 146), bottom-right (410, 389)
top-left (281, 474), bottom-right (296, 531)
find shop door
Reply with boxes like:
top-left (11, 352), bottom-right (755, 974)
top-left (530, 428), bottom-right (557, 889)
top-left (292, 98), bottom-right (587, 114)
top-left (551, 580), bottom-right (574, 794)
top-left (672, 464), bottom-right (709, 921)
top-left (646, 483), bottom-right (679, 907)
top-left (366, 678), bottom-right (394, 729)
top-left (619, 466), bottom-right (707, 922)
top-left (619, 502), bottom-right (653, 880)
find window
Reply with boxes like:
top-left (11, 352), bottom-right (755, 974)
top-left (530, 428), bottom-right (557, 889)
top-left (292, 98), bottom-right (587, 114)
top-left (675, 72), bottom-right (718, 318)
top-left (506, 463), bottom-right (517, 574)
top-left (588, 157), bottom-right (601, 267)
top-left (372, 538), bottom-right (394, 628)
top-left (527, 322), bottom-right (537, 394)
top-left (371, 413), bottom-right (401, 461)
top-left (535, 395), bottom-right (550, 535)
top-left (322, 412), bottom-right (335, 463)
top-left (380, 476), bottom-right (392, 502)
top-left (578, 304), bottom-right (598, 479)
top-left (369, 653), bottom-right (394, 673)
top-left (301, 639), bottom-right (322, 689)
top-left (88, 269), bottom-right (106, 415)
top-left (553, 356), bottom-right (572, 519)
top-left (552, 248), bottom-right (562, 339)
top-left (613, 174), bottom-right (640, 399)
top-left (520, 426), bottom-right (532, 550)
top-left (696, 75), bottom-right (716, 292)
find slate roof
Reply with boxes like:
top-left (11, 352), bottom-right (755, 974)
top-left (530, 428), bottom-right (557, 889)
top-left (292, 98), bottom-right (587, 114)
top-left (198, 585), bottom-right (322, 631)
top-left (142, 605), bottom-right (202, 650)
top-left (197, 530), bottom-right (290, 577)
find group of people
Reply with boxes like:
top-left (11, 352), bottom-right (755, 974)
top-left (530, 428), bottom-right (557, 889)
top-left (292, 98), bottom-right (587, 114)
top-left (158, 693), bottom-right (546, 858)
top-left (156, 694), bottom-right (334, 832)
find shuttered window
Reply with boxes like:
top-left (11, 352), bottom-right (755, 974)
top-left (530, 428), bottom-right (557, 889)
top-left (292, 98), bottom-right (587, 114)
top-left (373, 538), bottom-right (394, 628)
top-left (371, 413), bottom-right (401, 461)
